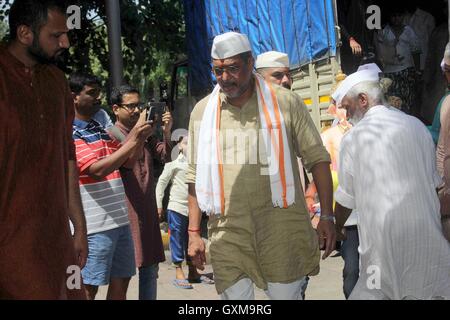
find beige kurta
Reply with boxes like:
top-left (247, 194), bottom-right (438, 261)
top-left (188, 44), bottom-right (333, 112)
top-left (187, 82), bottom-right (331, 294)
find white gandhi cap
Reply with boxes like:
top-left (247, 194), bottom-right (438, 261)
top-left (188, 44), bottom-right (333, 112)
top-left (255, 51), bottom-right (290, 69)
top-left (357, 63), bottom-right (382, 73)
top-left (211, 32), bottom-right (252, 60)
top-left (331, 67), bottom-right (381, 104)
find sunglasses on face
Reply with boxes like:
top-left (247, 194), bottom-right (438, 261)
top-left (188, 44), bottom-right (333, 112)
top-left (212, 65), bottom-right (241, 77)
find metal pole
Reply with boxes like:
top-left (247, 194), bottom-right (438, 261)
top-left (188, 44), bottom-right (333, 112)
top-left (106, 0), bottom-right (123, 90)
top-left (332, 0), bottom-right (341, 68)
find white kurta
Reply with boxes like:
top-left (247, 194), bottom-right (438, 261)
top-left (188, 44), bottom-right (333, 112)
top-left (335, 105), bottom-right (450, 300)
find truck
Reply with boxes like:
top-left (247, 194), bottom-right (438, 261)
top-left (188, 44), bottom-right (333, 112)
top-left (170, 0), bottom-right (341, 132)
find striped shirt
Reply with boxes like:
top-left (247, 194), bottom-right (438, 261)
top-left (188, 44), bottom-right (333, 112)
top-left (73, 118), bottom-right (129, 235)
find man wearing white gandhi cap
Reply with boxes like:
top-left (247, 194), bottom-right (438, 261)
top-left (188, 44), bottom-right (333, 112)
top-left (256, 51), bottom-right (292, 89)
top-left (256, 50), bottom-right (307, 192)
top-left (333, 67), bottom-right (450, 300)
top-left (186, 31), bottom-right (335, 300)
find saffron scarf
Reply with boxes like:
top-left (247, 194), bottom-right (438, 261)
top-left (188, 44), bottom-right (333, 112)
top-left (196, 74), bottom-right (295, 216)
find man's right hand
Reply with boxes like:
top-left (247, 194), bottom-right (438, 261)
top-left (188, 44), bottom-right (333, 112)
top-left (188, 233), bottom-right (206, 271)
top-left (73, 229), bottom-right (88, 269)
top-left (130, 109), bottom-right (153, 143)
top-left (349, 38), bottom-right (362, 56)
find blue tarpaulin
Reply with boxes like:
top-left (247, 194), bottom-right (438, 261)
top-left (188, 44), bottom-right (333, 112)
top-left (183, 0), bottom-right (337, 95)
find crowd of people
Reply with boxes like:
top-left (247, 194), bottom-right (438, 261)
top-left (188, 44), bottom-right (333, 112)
top-left (339, 0), bottom-right (448, 121)
top-left (1, 0), bottom-right (449, 300)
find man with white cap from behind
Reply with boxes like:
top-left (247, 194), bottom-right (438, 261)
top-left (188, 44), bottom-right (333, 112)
top-left (186, 31), bottom-right (335, 300)
top-left (333, 67), bottom-right (450, 300)
top-left (256, 51), bottom-right (292, 89)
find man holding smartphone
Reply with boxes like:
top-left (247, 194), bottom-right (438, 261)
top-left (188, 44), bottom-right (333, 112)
top-left (71, 75), bottom-right (153, 300)
top-left (110, 84), bottom-right (174, 300)
top-left (146, 102), bottom-right (168, 124)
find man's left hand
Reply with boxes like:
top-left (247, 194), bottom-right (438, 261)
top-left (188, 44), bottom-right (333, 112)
top-left (336, 225), bottom-right (347, 242)
top-left (157, 208), bottom-right (164, 222)
top-left (316, 220), bottom-right (336, 260)
top-left (73, 230), bottom-right (88, 269)
top-left (161, 111), bottom-right (173, 136)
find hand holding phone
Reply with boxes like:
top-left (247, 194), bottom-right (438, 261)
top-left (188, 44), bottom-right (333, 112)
top-left (130, 108), bottom-right (153, 142)
top-left (137, 107), bottom-right (148, 125)
top-left (146, 102), bottom-right (166, 124)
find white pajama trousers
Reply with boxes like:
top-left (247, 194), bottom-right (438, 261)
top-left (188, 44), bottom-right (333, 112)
top-left (220, 277), bottom-right (307, 300)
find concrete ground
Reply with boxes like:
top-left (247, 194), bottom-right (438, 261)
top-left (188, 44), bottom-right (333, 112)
top-left (97, 249), bottom-right (345, 300)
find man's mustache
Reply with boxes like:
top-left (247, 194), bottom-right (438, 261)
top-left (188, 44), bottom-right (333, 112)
top-left (55, 48), bottom-right (68, 58)
top-left (221, 81), bottom-right (237, 87)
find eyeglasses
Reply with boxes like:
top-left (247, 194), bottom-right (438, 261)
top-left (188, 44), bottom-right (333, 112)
top-left (212, 65), bottom-right (241, 77)
top-left (120, 102), bottom-right (145, 111)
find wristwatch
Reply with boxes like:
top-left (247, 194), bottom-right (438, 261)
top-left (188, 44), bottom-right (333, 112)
top-left (320, 214), bottom-right (336, 223)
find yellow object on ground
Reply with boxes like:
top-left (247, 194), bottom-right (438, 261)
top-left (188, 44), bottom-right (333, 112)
top-left (161, 230), bottom-right (169, 250)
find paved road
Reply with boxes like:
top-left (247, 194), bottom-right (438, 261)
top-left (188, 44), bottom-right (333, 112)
top-left (97, 250), bottom-right (345, 300)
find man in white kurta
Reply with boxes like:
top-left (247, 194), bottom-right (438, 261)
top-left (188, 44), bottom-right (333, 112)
top-left (333, 70), bottom-right (450, 300)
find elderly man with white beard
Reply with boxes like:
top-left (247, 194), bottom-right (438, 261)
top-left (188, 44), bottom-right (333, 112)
top-left (333, 68), bottom-right (450, 300)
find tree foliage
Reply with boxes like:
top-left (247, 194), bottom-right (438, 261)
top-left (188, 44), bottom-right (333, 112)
top-left (0, 0), bottom-right (186, 100)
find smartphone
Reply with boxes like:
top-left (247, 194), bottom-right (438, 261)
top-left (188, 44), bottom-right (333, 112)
top-left (146, 102), bottom-right (166, 123)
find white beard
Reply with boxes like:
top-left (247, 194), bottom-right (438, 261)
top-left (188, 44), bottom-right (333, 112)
top-left (349, 117), bottom-right (360, 126)
top-left (349, 109), bottom-right (364, 126)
